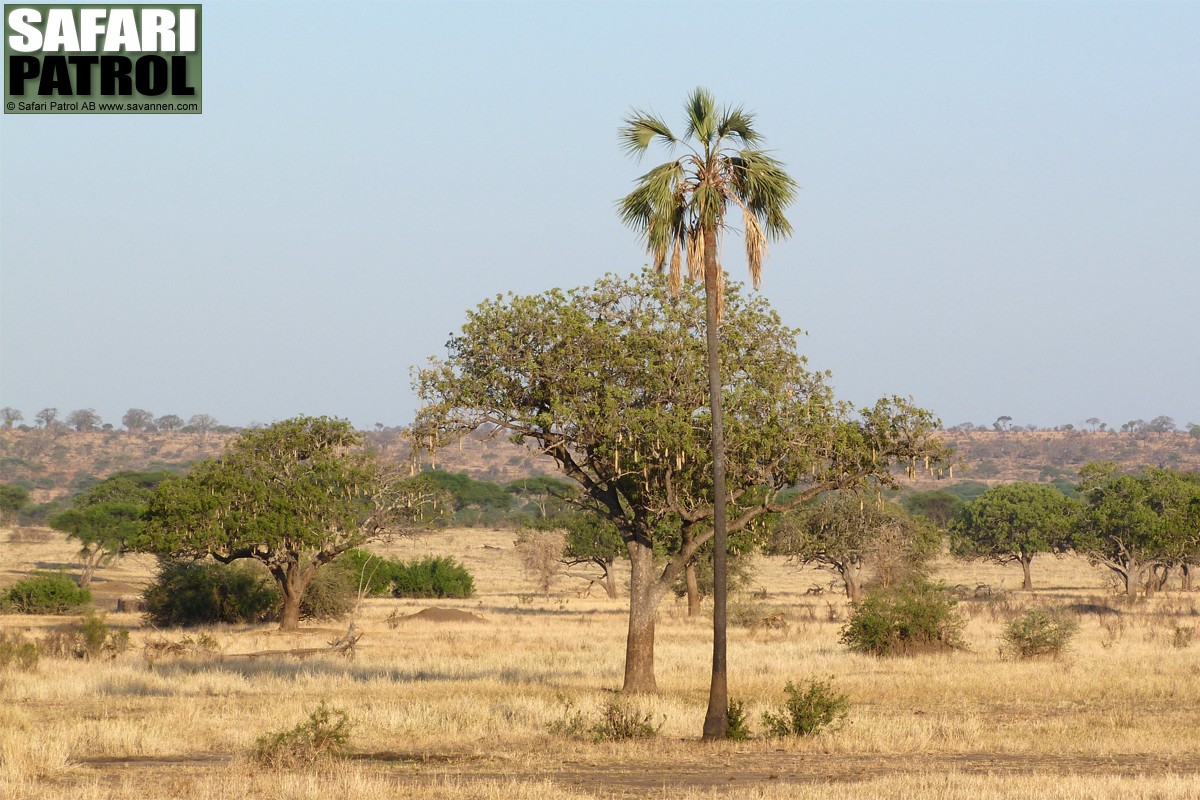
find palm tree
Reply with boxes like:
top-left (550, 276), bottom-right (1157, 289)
top-left (618, 88), bottom-right (797, 740)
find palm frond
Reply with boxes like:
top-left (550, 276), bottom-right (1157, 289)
top-left (686, 226), bottom-right (704, 282)
top-left (730, 149), bottom-right (798, 239)
top-left (717, 106), bottom-right (761, 145)
top-left (684, 88), bottom-right (717, 147)
top-left (619, 111), bottom-right (677, 157)
top-left (743, 206), bottom-right (767, 289)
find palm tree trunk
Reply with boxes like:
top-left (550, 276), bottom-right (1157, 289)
top-left (701, 226), bottom-right (729, 741)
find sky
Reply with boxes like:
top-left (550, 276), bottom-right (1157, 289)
top-left (2, 1), bottom-right (1198, 433)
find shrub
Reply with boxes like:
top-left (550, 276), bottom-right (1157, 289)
top-left (762, 677), bottom-right (849, 738)
top-left (726, 699), bottom-right (751, 741)
top-left (391, 556), bottom-right (475, 599)
top-left (589, 697), bottom-right (661, 741)
top-left (1, 572), bottom-right (91, 614)
top-left (144, 561), bottom-right (277, 627)
top-left (1002, 608), bottom-right (1079, 659)
top-left (298, 559), bottom-right (357, 620)
top-left (254, 703), bottom-right (353, 768)
top-left (144, 558), bottom-right (363, 628)
top-left (41, 612), bottom-right (130, 660)
top-left (0, 631), bottom-right (38, 671)
top-left (334, 548), bottom-right (404, 596)
top-left (840, 580), bottom-right (966, 656)
top-left (546, 695), bottom-right (661, 741)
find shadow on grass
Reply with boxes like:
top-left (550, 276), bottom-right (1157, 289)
top-left (146, 658), bottom-right (593, 685)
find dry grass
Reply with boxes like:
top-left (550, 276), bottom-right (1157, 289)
top-left (3, 525), bottom-right (1200, 799)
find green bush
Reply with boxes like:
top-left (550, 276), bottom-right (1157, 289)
top-left (762, 677), bottom-right (849, 738)
top-left (726, 699), bottom-right (751, 741)
top-left (391, 556), bottom-right (475, 599)
top-left (840, 580), bottom-right (966, 657)
top-left (143, 561), bottom-right (278, 627)
top-left (254, 702), bottom-right (353, 768)
top-left (2, 572), bottom-right (91, 614)
top-left (144, 559), bottom-right (361, 628)
top-left (1002, 608), bottom-right (1079, 659)
top-left (334, 548), bottom-right (404, 596)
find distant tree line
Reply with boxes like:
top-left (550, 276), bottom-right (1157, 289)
top-left (946, 415), bottom-right (1198, 437)
top-left (0, 406), bottom-right (233, 435)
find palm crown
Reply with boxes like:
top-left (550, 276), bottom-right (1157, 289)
top-left (618, 88), bottom-right (798, 299)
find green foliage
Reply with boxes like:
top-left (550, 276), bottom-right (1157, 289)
top-left (0, 631), bottom-right (39, 671)
top-left (424, 469), bottom-right (514, 525)
top-left (1002, 608), bottom-right (1079, 659)
top-left (840, 580), bottom-right (966, 657)
top-left (0, 483), bottom-right (30, 521)
top-left (254, 702), bottom-right (353, 768)
top-left (334, 548), bottom-right (405, 596)
top-left (725, 699), bottom-right (751, 741)
top-left (901, 489), bottom-right (965, 529)
top-left (143, 561), bottom-right (278, 627)
top-left (142, 416), bottom-right (451, 628)
top-left (391, 556), bottom-right (475, 599)
top-left (761, 677), bottom-right (850, 737)
top-left (951, 482), bottom-right (1079, 565)
top-left (2, 572), bottom-right (91, 614)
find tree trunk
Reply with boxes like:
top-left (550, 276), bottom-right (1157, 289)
top-left (1183, 564), bottom-right (1194, 592)
top-left (1125, 560), bottom-right (1140, 600)
top-left (273, 561), bottom-right (316, 632)
top-left (841, 563), bottom-right (863, 603)
top-left (1020, 552), bottom-right (1033, 591)
top-left (701, 226), bottom-right (729, 742)
top-left (685, 561), bottom-right (701, 617)
top-left (623, 537), bottom-right (659, 693)
top-left (602, 561), bottom-right (618, 600)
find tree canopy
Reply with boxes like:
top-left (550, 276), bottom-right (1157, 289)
top-left (415, 271), bottom-right (948, 691)
top-left (772, 491), bottom-right (939, 600)
top-left (49, 470), bottom-right (173, 587)
top-left (951, 482), bottom-right (1080, 590)
top-left (142, 416), bottom-right (449, 630)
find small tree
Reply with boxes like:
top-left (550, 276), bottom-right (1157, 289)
top-left (122, 408), bottom-right (155, 433)
top-left (35, 407), bottom-right (59, 429)
top-left (141, 416), bottom-right (450, 630)
top-left (1072, 464), bottom-right (1200, 597)
top-left (951, 482), bottom-right (1080, 590)
top-left (49, 471), bottom-right (172, 587)
top-left (155, 414), bottom-right (185, 433)
top-left (0, 485), bottom-right (31, 524)
top-left (1, 407), bottom-right (22, 429)
top-left (772, 492), bottom-right (938, 601)
top-left (556, 509), bottom-right (626, 599)
top-left (67, 409), bottom-right (102, 432)
top-left (187, 414), bottom-right (218, 434)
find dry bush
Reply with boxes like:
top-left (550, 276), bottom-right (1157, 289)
top-left (514, 529), bottom-right (565, 595)
top-left (253, 702), bottom-right (353, 768)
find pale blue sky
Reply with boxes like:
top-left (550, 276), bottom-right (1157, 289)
top-left (2, 1), bottom-right (1197, 432)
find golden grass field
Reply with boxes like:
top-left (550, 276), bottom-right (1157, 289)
top-left (3, 525), bottom-right (1200, 799)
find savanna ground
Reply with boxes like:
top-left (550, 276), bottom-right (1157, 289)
top-left (3, 525), bottom-right (1200, 799)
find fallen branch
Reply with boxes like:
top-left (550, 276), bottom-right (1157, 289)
top-left (223, 623), bottom-right (362, 661)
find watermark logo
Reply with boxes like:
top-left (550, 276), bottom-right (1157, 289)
top-left (5, 4), bottom-right (201, 114)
